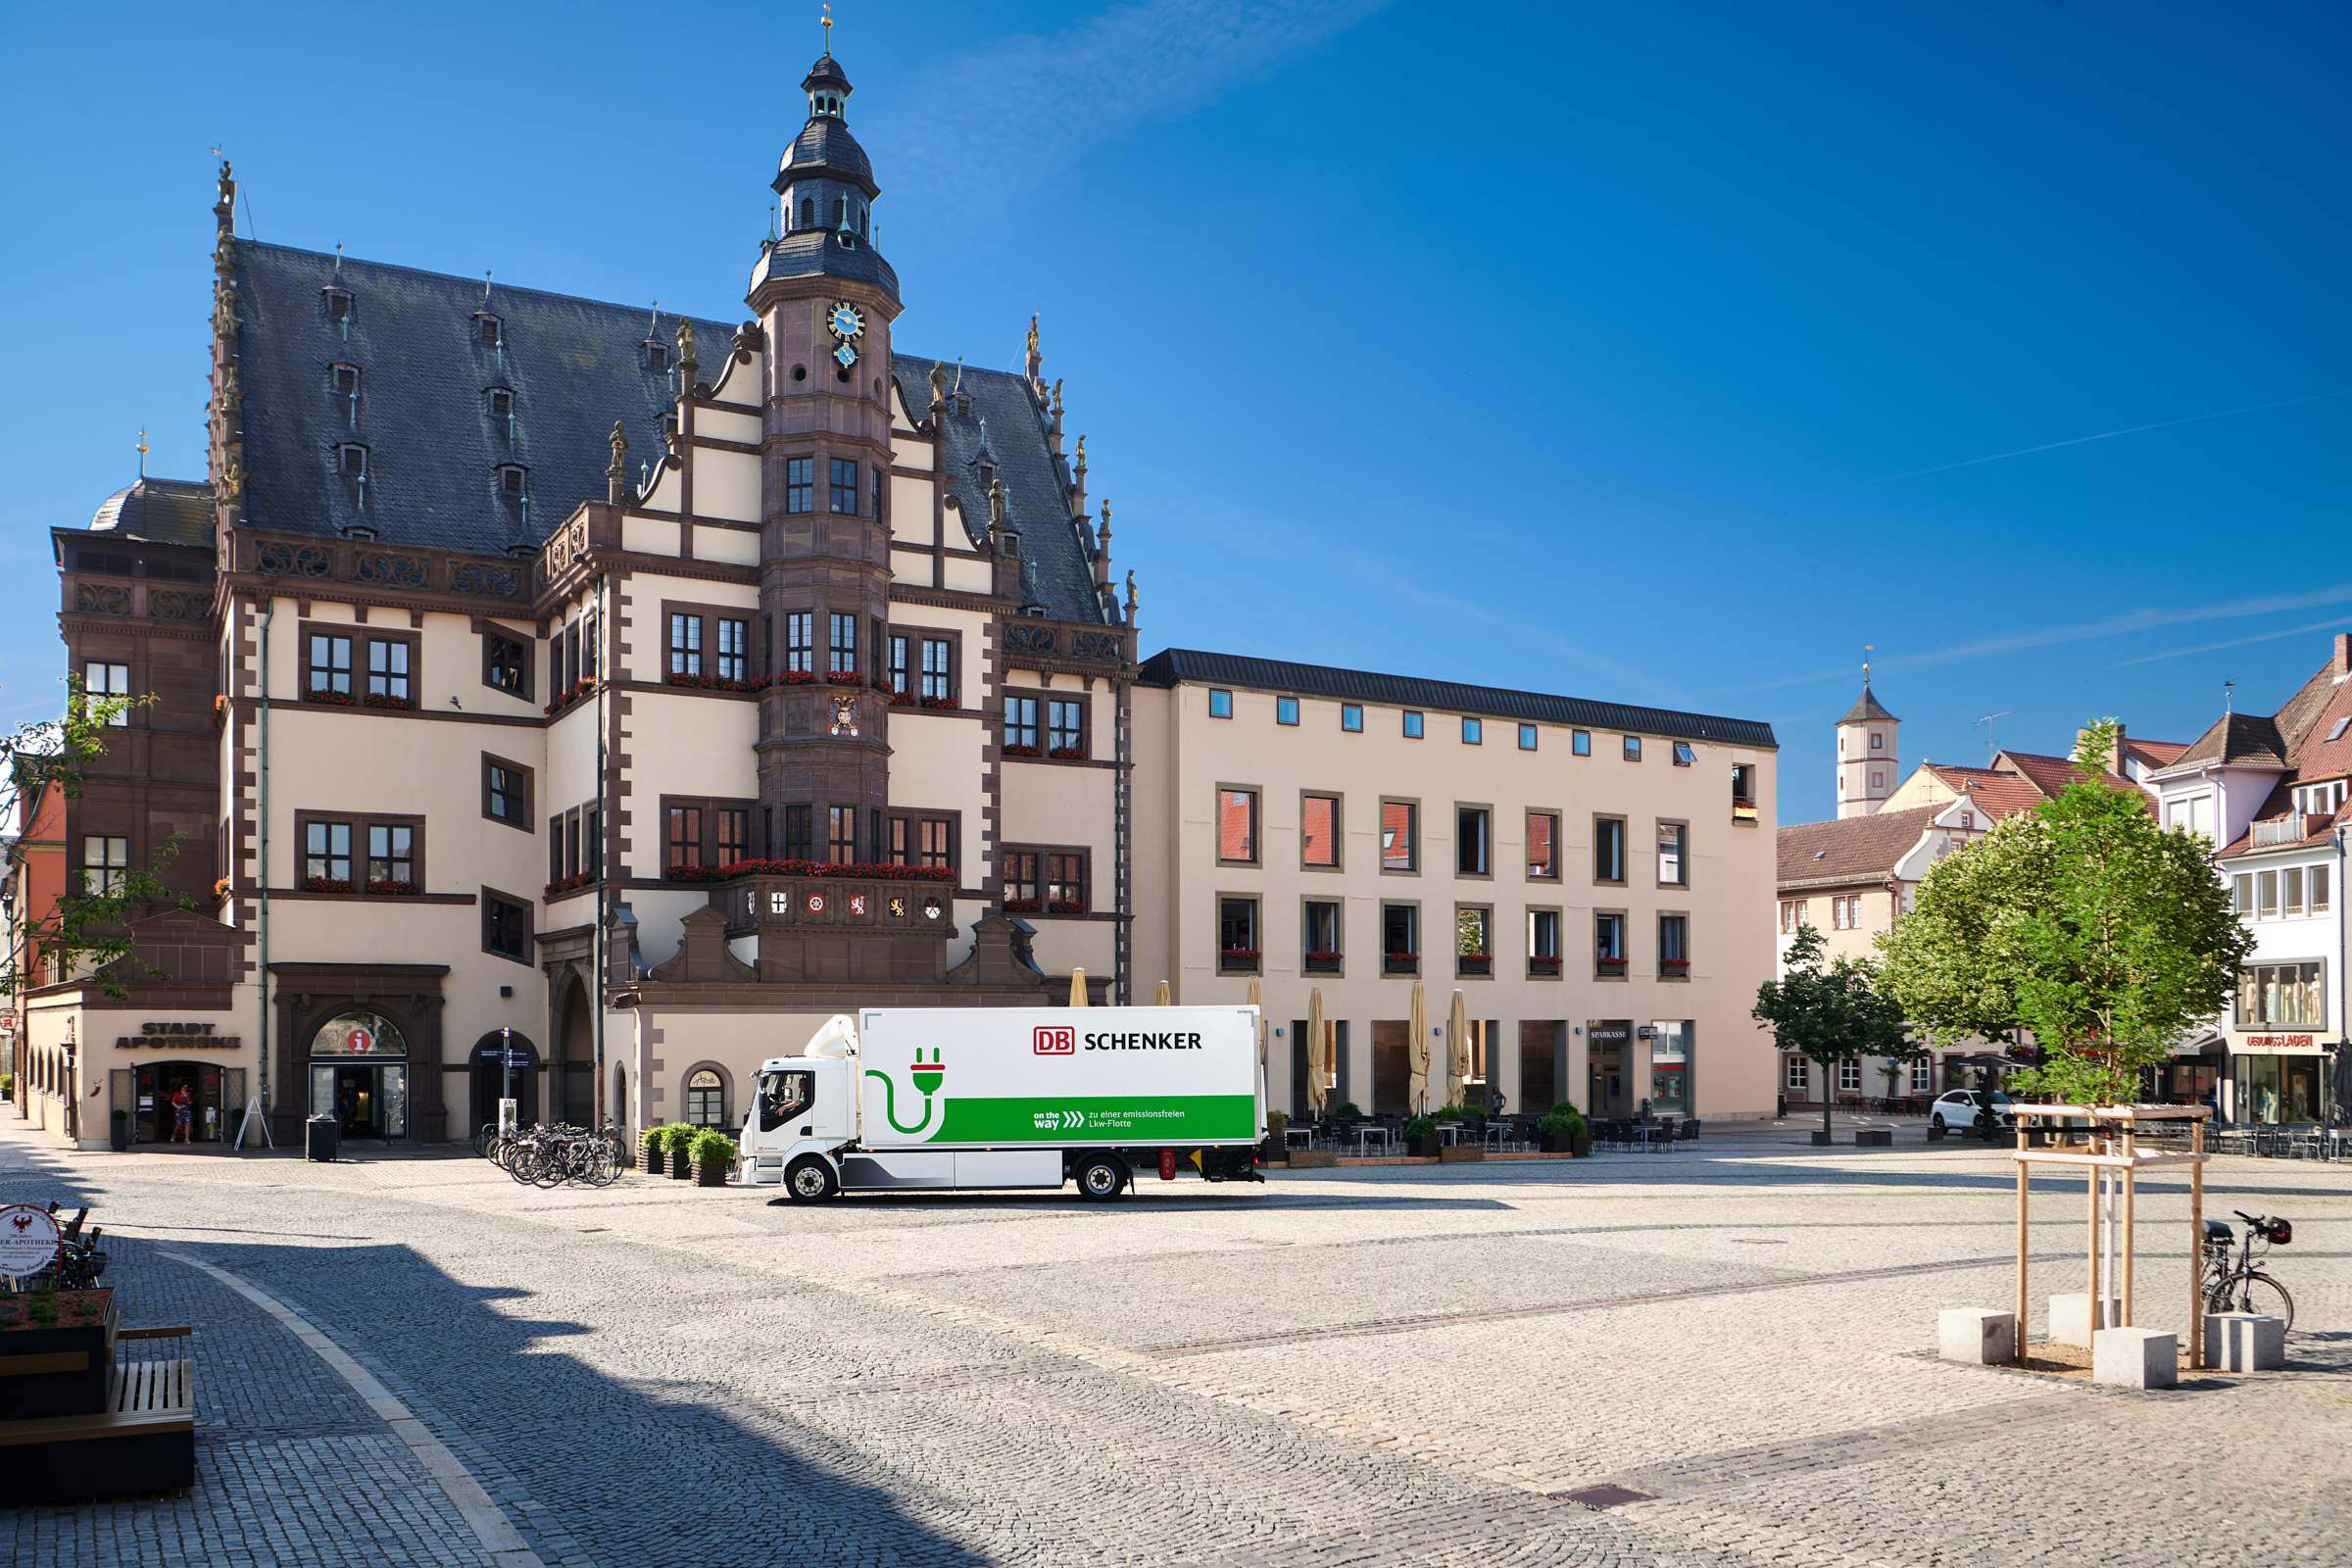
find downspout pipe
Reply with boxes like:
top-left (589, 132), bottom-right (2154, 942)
top-left (258, 593), bottom-right (275, 1133)
top-left (594, 571), bottom-right (608, 1133)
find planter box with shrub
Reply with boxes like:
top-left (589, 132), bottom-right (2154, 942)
top-left (690, 1130), bottom-right (736, 1186)
top-left (1538, 1104), bottom-right (1590, 1157)
top-left (658, 1123), bottom-right (700, 1179)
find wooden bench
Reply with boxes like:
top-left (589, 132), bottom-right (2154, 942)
top-left (0, 1327), bottom-right (196, 1504)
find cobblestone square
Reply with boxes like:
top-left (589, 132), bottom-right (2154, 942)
top-left (7, 1118), bottom-right (2348, 1567)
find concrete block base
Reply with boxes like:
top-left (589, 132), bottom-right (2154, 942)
top-left (1810, 1130), bottom-right (1835, 1146)
top-left (2091, 1326), bottom-right (2178, 1389)
top-left (1853, 1129), bottom-right (1892, 1147)
top-left (2204, 1312), bottom-right (2285, 1372)
top-left (1937, 1308), bottom-right (2016, 1364)
top-left (2048, 1293), bottom-right (2121, 1348)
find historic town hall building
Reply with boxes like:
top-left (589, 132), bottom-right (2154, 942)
top-left (13, 50), bottom-right (1784, 1150)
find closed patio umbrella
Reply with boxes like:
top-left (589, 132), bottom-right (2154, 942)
top-left (1446, 990), bottom-right (1469, 1109)
top-left (1155, 979), bottom-right (1172, 1006)
top-left (1406, 981), bottom-right (1430, 1116)
top-left (1068, 967), bottom-right (1087, 1007)
top-left (1307, 987), bottom-right (1327, 1116)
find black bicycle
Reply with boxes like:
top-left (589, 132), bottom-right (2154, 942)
top-left (2204, 1209), bottom-right (2294, 1330)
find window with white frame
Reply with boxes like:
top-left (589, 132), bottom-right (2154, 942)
top-left (1838, 1061), bottom-right (1861, 1093)
top-left (1780, 900), bottom-right (1808, 934)
top-left (83, 662), bottom-right (130, 726)
top-left (1786, 1056), bottom-right (1809, 1091)
top-left (1910, 1057), bottom-right (1933, 1094)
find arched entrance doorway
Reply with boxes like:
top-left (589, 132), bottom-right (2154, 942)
top-left (308, 1011), bottom-right (410, 1141)
top-left (555, 979), bottom-right (594, 1126)
top-left (468, 1032), bottom-right (540, 1134)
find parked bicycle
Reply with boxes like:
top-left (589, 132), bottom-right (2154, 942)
top-left (476, 1120), bottom-right (620, 1188)
top-left (2204, 1209), bottom-right (2294, 1330)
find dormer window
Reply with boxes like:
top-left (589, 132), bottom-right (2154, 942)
top-left (955, 394), bottom-right (972, 418)
top-left (647, 342), bottom-right (668, 371)
top-left (324, 288), bottom-right (353, 322)
top-left (488, 388), bottom-right (513, 420)
top-left (332, 365), bottom-right (359, 395)
top-left (662, 414), bottom-right (679, 440)
top-left (977, 461), bottom-right (995, 489)
top-left (498, 465), bottom-right (527, 496)
top-left (799, 198), bottom-right (813, 229)
top-left (338, 444), bottom-right (368, 476)
top-left (1002, 530), bottom-right (1021, 558)
top-left (477, 314), bottom-right (503, 345)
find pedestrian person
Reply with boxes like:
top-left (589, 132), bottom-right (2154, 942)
top-left (171, 1082), bottom-right (193, 1144)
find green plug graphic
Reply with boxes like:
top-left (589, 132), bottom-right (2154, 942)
top-left (868, 1047), bottom-right (944, 1135)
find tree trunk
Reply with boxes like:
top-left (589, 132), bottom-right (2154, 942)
top-left (1825, 1071), bottom-right (1837, 1143)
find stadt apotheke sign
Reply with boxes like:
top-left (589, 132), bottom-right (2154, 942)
top-left (113, 1021), bottom-right (242, 1051)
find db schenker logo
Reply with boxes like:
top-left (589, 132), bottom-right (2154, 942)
top-left (1034, 1026), bottom-right (1075, 1055)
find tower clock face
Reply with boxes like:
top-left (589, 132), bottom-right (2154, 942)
top-left (833, 341), bottom-right (858, 369)
top-left (828, 302), bottom-right (865, 342)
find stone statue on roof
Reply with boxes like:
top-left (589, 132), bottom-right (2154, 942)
top-left (675, 319), bottom-right (696, 365)
top-left (1025, 315), bottom-right (1041, 384)
top-left (988, 476), bottom-right (1006, 530)
top-left (929, 361), bottom-right (951, 410)
top-left (607, 419), bottom-right (629, 478)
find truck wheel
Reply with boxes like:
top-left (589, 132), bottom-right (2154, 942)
top-left (783, 1155), bottom-right (839, 1203)
top-left (1073, 1154), bottom-right (1128, 1201)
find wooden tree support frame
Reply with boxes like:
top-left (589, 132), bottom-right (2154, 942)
top-left (2012, 1103), bottom-right (2209, 1369)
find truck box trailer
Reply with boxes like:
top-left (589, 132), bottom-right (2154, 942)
top-left (741, 1006), bottom-right (1266, 1200)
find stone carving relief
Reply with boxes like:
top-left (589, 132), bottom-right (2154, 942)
top-left (257, 542), bottom-right (332, 578)
top-left (1070, 631), bottom-right (1122, 662)
top-left (148, 590), bottom-right (209, 621)
top-left (75, 584), bottom-right (130, 615)
top-left (449, 564), bottom-right (520, 599)
top-left (354, 554), bottom-right (428, 588)
top-left (1003, 624), bottom-right (1057, 656)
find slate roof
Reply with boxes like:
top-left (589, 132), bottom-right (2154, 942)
top-left (890, 357), bottom-right (1108, 624)
top-left (782, 116), bottom-right (875, 193)
top-left (1136, 650), bottom-right (1779, 748)
top-left (84, 477), bottom-right (216, 549)
top-left (1777, 806), bottom-right (1941, 891)
top-left (230, 239), bottom-right (739, 553)
top-left (1838, 684), bottom-right (1898, 724)
top-left (222, 241), bottom-right (1094, 620)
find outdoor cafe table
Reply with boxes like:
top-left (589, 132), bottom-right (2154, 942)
top-left (1353, 1125), bottom-right (1392, 1156)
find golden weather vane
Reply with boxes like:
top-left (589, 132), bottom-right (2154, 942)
top-left (136, 429), bottom-right (148, 479)
top-left (822, 3), bottom-right (832, 48)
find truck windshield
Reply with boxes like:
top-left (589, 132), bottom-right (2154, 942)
top-left (758, 1069), bottom-right (814, 1132)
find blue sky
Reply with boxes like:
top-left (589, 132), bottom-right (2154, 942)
top-left (3, 1), bottom-right (2346, 825)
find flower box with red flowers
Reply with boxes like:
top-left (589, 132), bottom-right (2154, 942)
top-left (1303, 952), bottom-right (1343, 973)
top-left (362, 693), bottom-right (416, 711)
top-left (664, 672), bottom-right (763, 693)
top-left (212, 876), bottom-right (232, 902)
top-left (873, 677), bottom-right (899, 694)
top-left (304, 876), bottom-right (354, 894)
top-left (825, 670), bottom-right (864, 686)
top-left (545, 871), bottom-right (598, 897)
top-left (1004, 899), bottom-right (1043, 914)
top-left (1049, 746), bottom-right (1088, 760)
top-left (1384, 953), bottom-right (1419, 973)
top-left (1660, 958), bottom-right (1690, 972)
top-left (1457, 954), bottom-right (1492, 974)
top-left (305, 688), bottom-right (357, 707)
top-left (1002, 743), bottom-right (1043, 759)
top-left (366, 878), bottom-right (418, 897)
top-left (917, 696), bottom-right (958, 710)
top-left (890, 693), bottom-right (916, 707)
top-left (1596, 957), bottom-right (1628, 972)
top-left (1529, 956), bottom-right (1563, 972)
top-left (1047, 900), bottom-right (1086, 915)
top-left (1219, 949), bottom-right (1260, 971)
top-left (544, 677), bottom-right (597, 715)
top-left (777, 670), bottom-right (817, 686)
top-left (211, 695), bottom-right (228, 730)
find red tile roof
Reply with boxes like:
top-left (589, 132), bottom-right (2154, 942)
top-left (1920, 765), bottom-right (2046, 821)
top-left (1777, 806), bottom-right (1942, 891)
top-left (2125, 738), bottom-right (2190, 769)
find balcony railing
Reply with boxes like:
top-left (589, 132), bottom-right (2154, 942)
top-left (2251, 811), bottom-right (2308, 847)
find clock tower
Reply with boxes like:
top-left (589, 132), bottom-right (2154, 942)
top-left (748, 47), bottom-right (903, 861)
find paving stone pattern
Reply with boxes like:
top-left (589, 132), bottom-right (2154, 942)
top-left (5, 1121), bottom-right (2349, 1567)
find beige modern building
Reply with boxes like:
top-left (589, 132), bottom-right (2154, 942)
top-left (1134, 653), bottom-right (1781, 1121)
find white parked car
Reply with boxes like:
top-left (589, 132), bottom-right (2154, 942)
top-left (1930, 1090), bottom-right (2017, 1135)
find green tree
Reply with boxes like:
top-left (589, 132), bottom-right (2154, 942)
top-left (1752, 924), bottom-right (1917, 1142)
top-left (1, 677), bottom-right (186, 1004)
top-left (1877, 720), bottom-right (2251, 1105)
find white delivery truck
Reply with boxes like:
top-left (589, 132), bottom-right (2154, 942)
top-left (741, 1006), bottom-right (1267, 1201)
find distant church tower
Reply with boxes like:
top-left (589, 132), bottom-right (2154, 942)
top-left (1836, 677), bottom-right (1899, 818)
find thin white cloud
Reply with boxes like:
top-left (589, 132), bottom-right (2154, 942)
top-left (2112, 614), bottom-right (2352, 667)
top-left (888, 0), bottom-right (1396, 203)
top-left (1860, 389), bottom-right (2352, 487)
top-left (1720, 582), bottom-right (2352, 696)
